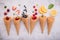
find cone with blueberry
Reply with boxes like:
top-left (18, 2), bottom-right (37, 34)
top-left (21, 13), bottom-right (29, 33)
top-left (3, 16), bottom-right (11, 35)
top-left (47, 10), bottom-right (57, 35)
top-left (21, 5), bottom-right (29, 33)
top-left (39, 5), bottom-right (47, 33)
top-left (13, 16), bottom-right (21, 35)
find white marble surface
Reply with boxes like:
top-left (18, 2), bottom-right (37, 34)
top-left (0, 0), bottom-right (60, 40)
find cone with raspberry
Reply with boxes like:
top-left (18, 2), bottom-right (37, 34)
top-left (13, 16), bottom-right (21, 35)
top-left (3, 16), bottom-right (11, 35)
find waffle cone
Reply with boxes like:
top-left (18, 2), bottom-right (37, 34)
top-left (4, 17), bottom-right (11, 35)
top-left (47, 16), bottom-right (54, 35)
top-left (39, 16), bottom-right (47, 33)
top-left (30, 16), bottom-right (38, 34)
top-left (22, 17), bottom-right (29, 33)
top-left (13, 17), bottom-right (21, 35)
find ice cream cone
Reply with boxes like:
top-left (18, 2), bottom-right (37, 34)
top-left (39, 15), bottom-right (47, 33)
top-left (22, 17), bottom-right (29, 33)
top-left (13, 16), bottom-right (21, 35)
top-left (47, 16), bottom-right (54, 35)
top-left (3, 16), bottom-right (11, 35)
top-left (30, 16), bottom-right (38, 34)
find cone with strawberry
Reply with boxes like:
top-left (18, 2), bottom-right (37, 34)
top-left (39, 5), bottom-right (47, 33)
top-left (3, 16), bottom-right (11, 35)
top-left (13, 16), bottom-right (21, 35)
top-left (47, 10), bottom-right (57, 35)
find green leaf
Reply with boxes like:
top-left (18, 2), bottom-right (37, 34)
top-left (48, 4), bottom-right (54, 9)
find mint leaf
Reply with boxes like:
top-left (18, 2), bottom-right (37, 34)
top-left (48, 4), bottom-right (54, 9)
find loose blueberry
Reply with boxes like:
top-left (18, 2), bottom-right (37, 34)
top-left (7, 9), bottom-right (10, 12)
top-left (24, 5), bottom-right (26, 8)
top-left (15, 17), bottom-right (19, 20)
top-left (23, 15), bottom-right (28, 18)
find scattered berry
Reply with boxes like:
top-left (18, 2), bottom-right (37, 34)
top-left (35, 12), bottom-right (37, 15)
top-left (4, 12), bottom-right (7, 15)
top-left (33, 14), bottom-right (35, 16)
top-left (22, 15), bottom-right (28, 18)
top-left (35, 9), bottom-right (37, 11)
top-left (33, 6), bottom-right (35, 8)
top-left (24, 5), bottom-right (26, 8)
top-left (7, 9), bottom-right (10, 12)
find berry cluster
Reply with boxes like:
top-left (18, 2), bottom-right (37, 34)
top-left (32, 5), bottom-right (38, 20)
top-left (22, 5), bottom-right (28, 18)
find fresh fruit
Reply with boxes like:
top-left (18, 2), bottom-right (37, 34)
top-left (39, 5), bottom-right (47, 14)
top-left (15, 17), bottom-right (20, 20)
top-left (50, 10), bottom-right (57, 17)
top-left (16, 10), bottom-right (20, 14)
top-left (48, 4), bottom-right (54, 9)
top-left (33, 6), bottom-right (35, 8)
top-left (32, 16), bottom-right (37, 20)
top-left (33, 14), bottom-right (35, 16)
top-left (22, 15), bottom-right (28, 18)
top-left (12, 6), bottom-right (16, 11)
top-left (4, 12), bottom-right (7, 15)
top-left (41, 6), bottom-right (47, 13)
top-left (35, 12), bottom-right (37, 15)
top-left (6, 16), bottom-right (9, 20)
top-left (35, 9), bottom-right (37, 11)
top-left (7, 9), bottom-right (10, 12)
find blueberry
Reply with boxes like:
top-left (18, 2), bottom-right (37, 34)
top-left (24, 5), bottom-right (26, 8)
top-left (22, 15), bottom-right (28, 18)
top-left (7, 9), bottom-right (10, 12)
top-left (23, 9), bottom-right (27, 12)
top-left (4, 6), bottom-right (7, 9)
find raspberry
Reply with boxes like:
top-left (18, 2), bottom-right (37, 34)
top-left (15, 17), bottom-right (19, 20)
top-left (35, 9), bottom-right (37, 11)
top-left (4, 12), bottom-right (7, 15)
top-left (6, 16), bottom-right (9, 20)
top-left (33, 6), bottom-right (35, 8)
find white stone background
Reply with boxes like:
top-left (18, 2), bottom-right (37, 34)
top-left (0, 0), bottom-right (60, 40)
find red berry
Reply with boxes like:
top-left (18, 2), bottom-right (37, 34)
top-left (6, 16), bottom-right (9, 20)
top-left (15, 17), bottom-right (19, 20)
top-left (32, 16), bottom-right (37, 20)
top-left (35, 9), bottom-right (37, 11)
top-left (35, 12), bottom-right (37, 15)
top-left (33, 6), bottom-right (35, 8)
top-left (4, 12), bottom-right (7, 15)
top-left (33, 14), bottom-right (35, 16)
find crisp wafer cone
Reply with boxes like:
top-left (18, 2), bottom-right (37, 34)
top-left (22, 17), bottom-right (29, 33)
top-left (30, 16), bottom-right (38, 34)
top-left (47, 16), bottom-right (54, 35)
top-left (4, 17), bottom-right (11, 35)
top-left (39, 16), bottom-right (47, 33)
top-left (13, 17), bottom-right (21, 35)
